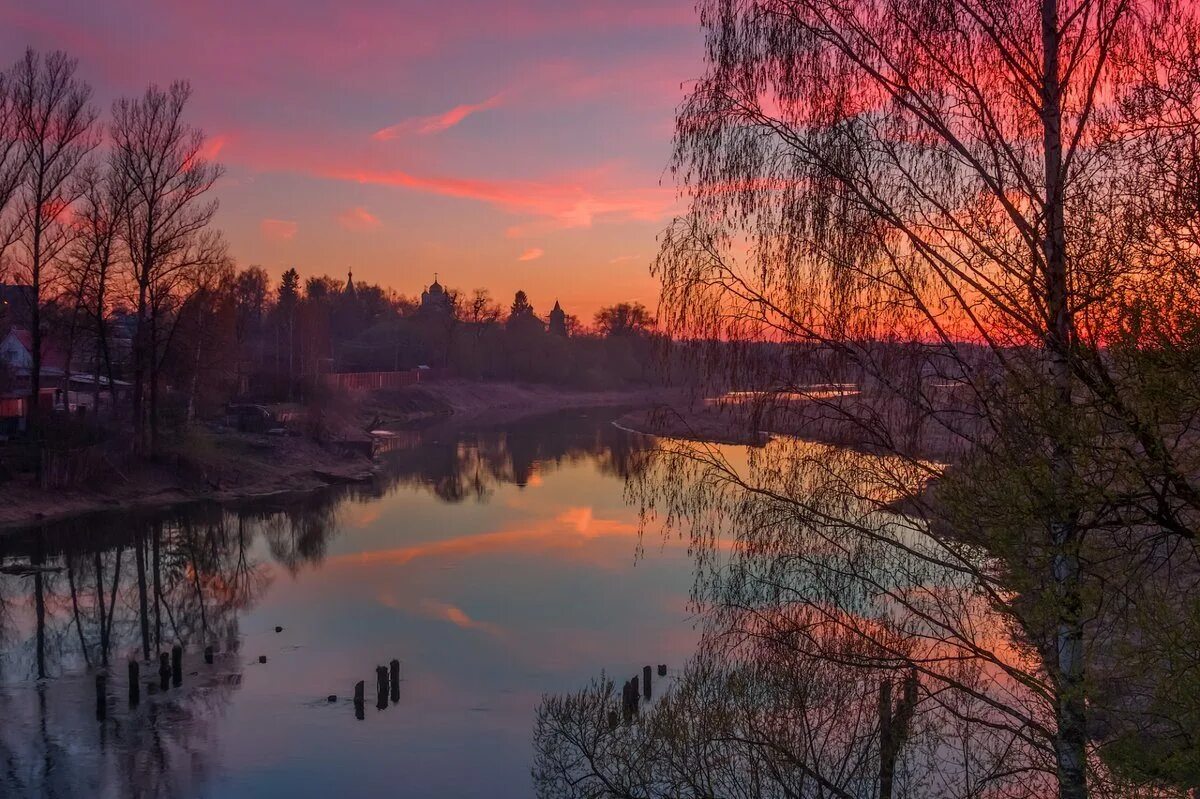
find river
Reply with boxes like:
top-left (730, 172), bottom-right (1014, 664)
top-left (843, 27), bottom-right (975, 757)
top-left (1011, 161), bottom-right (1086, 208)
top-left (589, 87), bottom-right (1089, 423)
top-left (0, 409), bottom-right (698, 798)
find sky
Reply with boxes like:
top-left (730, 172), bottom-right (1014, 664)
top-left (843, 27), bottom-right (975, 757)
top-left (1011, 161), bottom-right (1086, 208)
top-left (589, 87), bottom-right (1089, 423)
top-left (0, 1), bottom-right (704, 320)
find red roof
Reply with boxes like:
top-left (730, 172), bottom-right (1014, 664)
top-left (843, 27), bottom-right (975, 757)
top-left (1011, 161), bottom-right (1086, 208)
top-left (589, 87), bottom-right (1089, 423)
top-left (4, 327), bottom-right (69, 371)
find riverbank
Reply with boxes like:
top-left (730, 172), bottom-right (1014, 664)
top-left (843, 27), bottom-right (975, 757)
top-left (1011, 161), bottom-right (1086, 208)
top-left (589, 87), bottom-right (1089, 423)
top-left (0, 381), bottom-right (677, 532)
top-left (615, 390), bottom-right (968, 461)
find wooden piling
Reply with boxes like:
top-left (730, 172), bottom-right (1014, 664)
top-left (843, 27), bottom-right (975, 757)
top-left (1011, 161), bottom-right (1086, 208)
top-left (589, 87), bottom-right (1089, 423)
top-left (621, 680), bottom-right (633, 724)
top-left (95, 674), bottom-right (107, 720)
top-left (657, 664), bottom-right (667, 677)
top-left (204, 645), bottom-right (214, 664)
top-left (158, 652), bottom-right (170, 690)
top-left (643, 665), bottom-right (652, 700)
top-left (630, 675), bottom-right (639, 709)
top-left (354, 680), bottom-right (365, 720)
top-left (171, 645), bottom-right (183, 686)
top-left (128, 661), bottom-right (140, 706)
top-left (375, 665), bottom-right (388, 710)
top-left (389, 659), bottom-right (400, 703)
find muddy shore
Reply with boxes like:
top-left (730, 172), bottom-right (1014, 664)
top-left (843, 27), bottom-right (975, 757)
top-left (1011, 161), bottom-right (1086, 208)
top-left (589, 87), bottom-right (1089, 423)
top-left (0, 381), bottom-right (678, 533)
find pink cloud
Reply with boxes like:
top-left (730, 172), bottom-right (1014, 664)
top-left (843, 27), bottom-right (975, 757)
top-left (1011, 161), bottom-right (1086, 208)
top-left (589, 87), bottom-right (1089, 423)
top-left (517, 247), bottom-right (543, 262)
top-left (373, 93), bottom-right (506, 140)
top-left (200, 133), bottom-right (229, 161)
top-left (260, 218), bottom-right (298, 241)
top-left (337, 206), bottom-right (381, 231)
top-left (325, 165), bottom-right (675, 228)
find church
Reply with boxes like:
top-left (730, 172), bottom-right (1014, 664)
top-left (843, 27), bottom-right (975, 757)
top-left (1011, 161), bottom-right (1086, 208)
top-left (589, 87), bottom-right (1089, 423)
top-left (419, 275), bottom-right (453, 315)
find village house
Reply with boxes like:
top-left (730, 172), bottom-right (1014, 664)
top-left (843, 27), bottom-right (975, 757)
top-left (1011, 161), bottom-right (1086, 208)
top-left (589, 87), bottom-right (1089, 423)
top-left (0, 327), bottom-right (128, 436)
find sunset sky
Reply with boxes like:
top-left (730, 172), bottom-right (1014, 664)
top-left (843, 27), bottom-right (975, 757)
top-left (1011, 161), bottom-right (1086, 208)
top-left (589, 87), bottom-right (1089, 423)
top-left (0, 1), bottom-right (702, 319)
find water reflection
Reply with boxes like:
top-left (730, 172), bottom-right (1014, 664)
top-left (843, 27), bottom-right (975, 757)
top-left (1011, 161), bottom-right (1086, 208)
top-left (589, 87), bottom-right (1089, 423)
top-left (0, 409), bottom-right (673, 799)
top-left (533, 436), bottom-right (1064, 799)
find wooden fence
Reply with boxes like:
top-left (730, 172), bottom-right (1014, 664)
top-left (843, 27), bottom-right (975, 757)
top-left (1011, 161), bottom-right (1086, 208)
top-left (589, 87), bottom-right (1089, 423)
top-left (321, 370), bottom-right (424, 392)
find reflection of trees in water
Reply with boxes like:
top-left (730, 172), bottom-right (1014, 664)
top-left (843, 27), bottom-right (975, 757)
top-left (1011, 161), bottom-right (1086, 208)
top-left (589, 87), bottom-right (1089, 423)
top-left (534, 438), bottom-right (1089, 798)
top-left (0, 506), bottom-right (291, 797)
top-left (0, 411), bottom-right (653, 796)
top-left (0, 663), bottom-right (240, 797)
top-left (375, 410), bottom-right (652, 504)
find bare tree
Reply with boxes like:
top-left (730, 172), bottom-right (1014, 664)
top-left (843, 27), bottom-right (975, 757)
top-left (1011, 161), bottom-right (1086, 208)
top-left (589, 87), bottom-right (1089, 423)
top-left (9, 49), bottom-right (98, 436)
top-left (110, 81), bottom-right (223, 455)
top-left (0, 62), bottom-right (32, 274)
top-left (533, 1), bottom-right (1200, 798)
top-left (67, 161), bottom-right (127, 411)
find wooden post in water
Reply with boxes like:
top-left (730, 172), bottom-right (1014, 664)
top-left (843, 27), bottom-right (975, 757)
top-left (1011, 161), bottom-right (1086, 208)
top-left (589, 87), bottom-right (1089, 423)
top-left (643, 665), bottom-right (652, 700)
top-left (630, 675), bottom-right (639, 712)
top-left (128, 661), bottom-right (140, 706)
top-left (657, 664), bottom-right (667, 677)
top-left (204, 645), bottom-right (214, 665)
top-left (354, 680), bottom-right (365, 720)
top-left (389, 659), bottom-right (400, 703)
top-left (158, 652), bottom-right (171, 690)
top-left (171, 645), bottom-right (183, 687)
top-left (621, 680), bottom-right (633, 724)
top-left (375, 666), bottom-right (389, 710)
top-left (95, 674), bottom-right (107, 720)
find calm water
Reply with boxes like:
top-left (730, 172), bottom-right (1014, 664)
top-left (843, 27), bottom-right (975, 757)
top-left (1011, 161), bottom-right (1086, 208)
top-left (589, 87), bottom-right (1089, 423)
top-left (0, 410), bottom-right (698, 798)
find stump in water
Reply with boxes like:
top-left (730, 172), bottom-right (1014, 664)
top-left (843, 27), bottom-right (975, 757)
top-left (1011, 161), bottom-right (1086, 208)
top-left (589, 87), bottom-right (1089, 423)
top-left (96, 674), bottom-right (107, 720)
top-left (204, 645), bottom-right (214, 665)
top-left (375, 666), bottom-right (389, 710)
top-left (128, 661), bottom-right (140, 706)
top-left (354, 680), bottom-right (366, 720)
top-left (258, 655), bottom-right (267, 664)
top-left (171, 645), bottom-right (183, 687)
top-left (657, 664), bottom-right (667, 677)
top-left (621, 678), bottom-right (641, 722)
top-left (643, 665), bottom-right (652, 700)
top-left (159, 653), bottom-right (171, 690)
top-left (389, 659), bottom-right (400, 703)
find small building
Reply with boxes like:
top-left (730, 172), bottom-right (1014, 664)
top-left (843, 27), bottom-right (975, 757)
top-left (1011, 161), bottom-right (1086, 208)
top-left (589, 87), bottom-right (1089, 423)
top-left (0, 328), bottom-right (128, 418)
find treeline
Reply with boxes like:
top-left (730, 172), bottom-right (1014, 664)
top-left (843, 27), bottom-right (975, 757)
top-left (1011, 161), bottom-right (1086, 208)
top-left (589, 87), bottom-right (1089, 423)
top-left (0, 49), bottom-right (668, 461)
top-left (239, 271), bottom-right (665, 397)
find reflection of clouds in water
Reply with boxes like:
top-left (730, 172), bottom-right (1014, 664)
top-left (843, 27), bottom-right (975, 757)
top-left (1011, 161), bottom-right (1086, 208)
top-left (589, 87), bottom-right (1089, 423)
top-left (0, 410), bottom-right (682, 798)
top-left (418, 599), bottom-right (506, 638)
top-left (375, 591), bottom-right (507, 638)
top-left (329, 506), bottom-right (643, 571)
